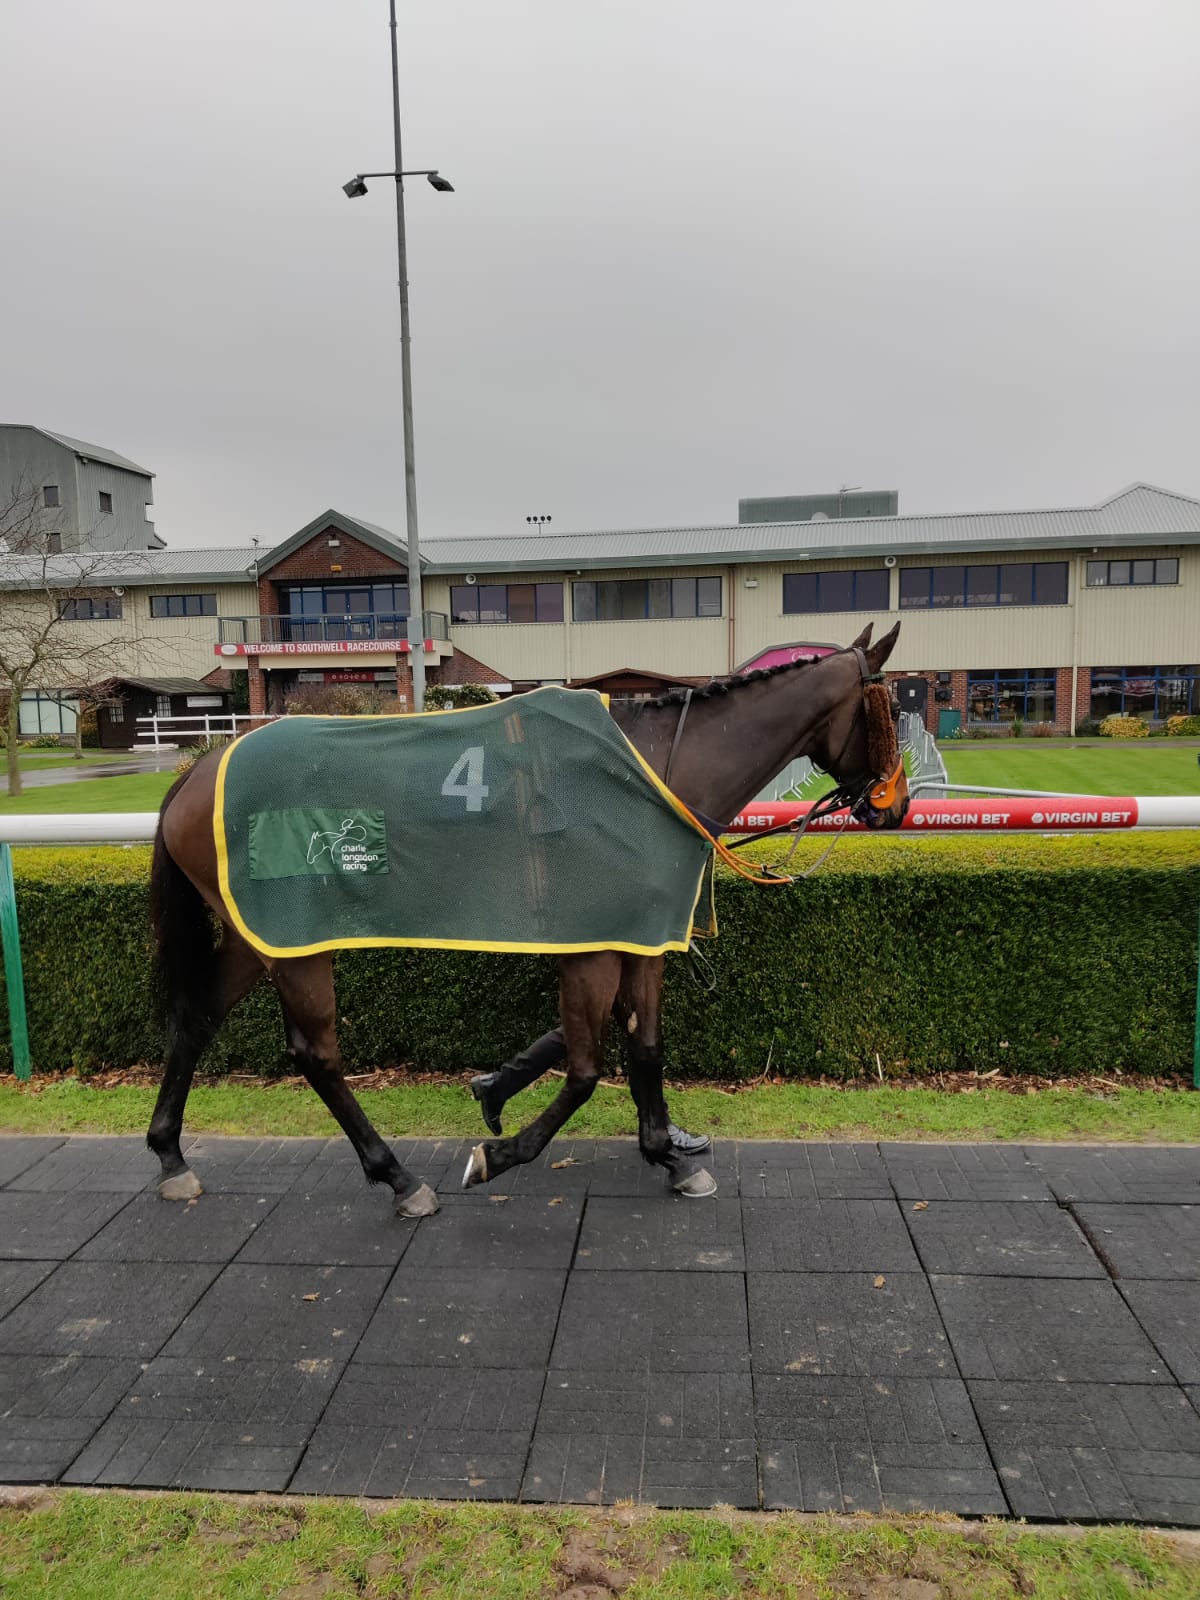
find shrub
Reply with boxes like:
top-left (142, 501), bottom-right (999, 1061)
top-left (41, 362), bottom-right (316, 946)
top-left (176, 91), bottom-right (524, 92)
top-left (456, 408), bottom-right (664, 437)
top-left (1074, 718), bottom-right (1102, 738)
top-left (1100, 715), bottom-right (1148, 739)
top-left (1029, 722), bottom-right (1056, 738)
top-left (29, 733), bottom-right (63, 749)
top-left (4, 835), bottom-right (1198, 1081)
top-left (429, 683), bottom-right (499, 711)
top-left (283, 684), bottom-right (404, 717)
top-left (176, 734), bottom-right (231, 775)
top-left (1166, 714), bottom-right (1200, 737)
top-left (1010, 719), bottom-right (1024, 738)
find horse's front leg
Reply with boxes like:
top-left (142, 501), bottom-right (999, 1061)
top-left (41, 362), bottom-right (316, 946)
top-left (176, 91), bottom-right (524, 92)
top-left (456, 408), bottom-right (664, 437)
top-left (615, 955), bottom-right (717, 1198)
top-left (462, 950), bottom-right (621, 1187)
top-left (270, 954), bottom-right (438, 1218)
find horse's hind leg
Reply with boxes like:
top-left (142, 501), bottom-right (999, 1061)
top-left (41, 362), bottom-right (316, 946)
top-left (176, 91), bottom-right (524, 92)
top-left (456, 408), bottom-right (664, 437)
top-left (463, 951), bottom-right (621, 1187)
top-left (149, 927), bottom-right (264, 1199)
top-left (270, 954), bottom-right (438, 1218)
top-left (615, 955), bottom-right (716, 1199)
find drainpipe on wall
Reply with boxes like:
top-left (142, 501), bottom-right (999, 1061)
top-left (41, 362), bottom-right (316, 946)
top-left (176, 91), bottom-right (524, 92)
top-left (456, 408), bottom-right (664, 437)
top-left (562, 573), bottom-right (572, 685)
top-left (727, 564), bottom-right (737, 673)
top-left (1069, 552), bottom-right (1083, 735)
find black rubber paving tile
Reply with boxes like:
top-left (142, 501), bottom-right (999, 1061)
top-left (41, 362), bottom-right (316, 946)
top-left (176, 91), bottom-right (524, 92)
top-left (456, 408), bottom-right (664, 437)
top-left (355, 1267), bottom-right (567, 1369)
top-left (0, 1260), bottom-right (220, 1357)
top-left (748, 1273), bottom-right (953, 1377)
top-left (161, 1264), bottom-right (391, 1362)
top-left (76, 1192), bottom-right (279, 1263)
top-left (435, 1137), bottom-right (611, 1197)
top-left (233, 1192), bottom-right (419, 1267)
top-left (906, 1202), bottom-right (1106, 1278)
top-left (6, 1135), bottom-right (160, 1193)
top-left (1074, 1204), bottom-right (1200, 1280)
top-left (735, 1141), bottom-right (891, 1199)
top-left (0, 1136), bottom-right (65, 1188)
top-left (969, 1380), bottom-right (1200, 1524)
top-left (523, 1370), bottom-right (757, 1508)
top-left (0, 1354), bottom-right (142, 1483)
top-left (880, 1143), bottom-right (1052, 1202)
top-left (402, 1194), bottom-right (581, 1270)
top-left (0, 1190), bottom-right (133, 1259)
top-left (0, 1260), bottom-right (58, 1320)
top-left (755, 1375), bottom-right (1004, 1514)
top-left (179, 1137), bottom-right (335, 1194)
top-left (290, 1365), bottom-right (544, 1499)
top-left (585, 1140), bottom-right (737, 1199)
top-left (1120, 1282), bottom-right (1200, 1383)
top-left (742, 1199), bottom-right (919, 1273)
top-left (932, 1276), bottom-right (1173, 1384)
top-left (64, 1355), bottom-right (344, 1491)
top-left (552, 1271), bottom-right (750, 1374)
top-left (1028, 1145), bottom-right (1200, 1205)
top-left (300, 1138), bottom-right (462, 1196)
top-left (574, 1198), bottom-right (745, 1271)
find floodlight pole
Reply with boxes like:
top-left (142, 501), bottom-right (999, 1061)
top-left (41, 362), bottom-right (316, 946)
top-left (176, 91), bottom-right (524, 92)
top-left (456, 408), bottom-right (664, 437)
top-left (389, 0), bottom-right (426, 711)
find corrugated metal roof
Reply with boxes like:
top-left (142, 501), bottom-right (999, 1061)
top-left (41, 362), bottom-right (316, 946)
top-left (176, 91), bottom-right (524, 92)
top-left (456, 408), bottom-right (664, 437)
top-left (0, 548), bottom-right (259, 589)
top-left (417, 484), bottom-right (1200, 573)
top-left (35, 428), bottom-right (155, 477)
top-left (115, 676), bottom-right (228, 695)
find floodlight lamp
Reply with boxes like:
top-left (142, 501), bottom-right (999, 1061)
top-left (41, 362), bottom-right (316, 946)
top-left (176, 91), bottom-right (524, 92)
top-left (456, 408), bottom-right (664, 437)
top-left (342, 177), bottom-right (369, 198)
top-left (427, 171), bottom-right (455, 193)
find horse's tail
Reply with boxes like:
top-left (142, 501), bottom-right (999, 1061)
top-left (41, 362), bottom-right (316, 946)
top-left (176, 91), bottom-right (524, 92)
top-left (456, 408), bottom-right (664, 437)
top-left (150, 771), bottom-right (218, 1052)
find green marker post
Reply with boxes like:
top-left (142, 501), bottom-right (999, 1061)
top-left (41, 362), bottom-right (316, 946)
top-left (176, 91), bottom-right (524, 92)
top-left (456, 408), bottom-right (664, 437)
top-left (0, 842), bottom-right (32, 1081)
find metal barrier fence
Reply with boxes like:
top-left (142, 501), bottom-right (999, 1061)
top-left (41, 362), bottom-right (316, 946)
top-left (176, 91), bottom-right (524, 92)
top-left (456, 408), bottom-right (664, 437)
top-left (2, 809), bottom-right (1199, 1088)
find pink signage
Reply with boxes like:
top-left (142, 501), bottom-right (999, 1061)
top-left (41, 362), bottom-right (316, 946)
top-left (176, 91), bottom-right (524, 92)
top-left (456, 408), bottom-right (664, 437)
top-left (736, 642), bottom-right (839, 674)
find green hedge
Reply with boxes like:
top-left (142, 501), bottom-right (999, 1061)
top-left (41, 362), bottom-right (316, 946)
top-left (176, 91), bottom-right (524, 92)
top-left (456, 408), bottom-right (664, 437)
top-left (3, 835), bottom-right (1199, 1080)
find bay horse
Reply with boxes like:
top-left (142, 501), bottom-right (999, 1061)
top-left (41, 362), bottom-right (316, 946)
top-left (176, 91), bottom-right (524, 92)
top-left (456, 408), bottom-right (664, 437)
top-left (147, 620), bottom-right (906, 1215)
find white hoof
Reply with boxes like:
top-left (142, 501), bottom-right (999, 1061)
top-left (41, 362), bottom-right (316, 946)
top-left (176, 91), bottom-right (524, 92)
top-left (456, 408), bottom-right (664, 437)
top-left (674, 1168), bottom-right (718, 1199)
top-left (395, 1181), bottom-right (439, 1219)
top-left (462, 1145), bottom-right (489, 1189)
top-left (160, 1170), bottom-right (203, 1201)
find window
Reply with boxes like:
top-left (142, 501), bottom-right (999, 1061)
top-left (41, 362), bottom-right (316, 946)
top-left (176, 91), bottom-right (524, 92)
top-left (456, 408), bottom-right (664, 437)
top-left (449, 582), bottom-right (563, 624)
top-left (1090, 666), bottom-right (1198, 720)
top-left (783, 568), bottom-right (888, 614)
top-left (109, 701), bottom-right (124, 724)
top-left (98, 491), bottom-right (113, 514)
top-left (1086, 558), bottom-right (1178, 587)
top-left (901, 562), bottom-right (1068, 608)
top-left (572, 576), bottom-right (721, 621)
top-left (968, 669), bottom-right (1057, 725)
top-left (150, 593), bottom-right (217, 618)
top-left (59, 595), bottom-right (122, 621)
top-left (280, 583), bottom-right (410, 641)
top-left (42, 485), bottom-right (59, 508)
top-left (155, 694), bottom-right (172, 718)
top-left (47, 533), bottom-right (62, 554)
top-left (18, 693), bottom-right (78, 736)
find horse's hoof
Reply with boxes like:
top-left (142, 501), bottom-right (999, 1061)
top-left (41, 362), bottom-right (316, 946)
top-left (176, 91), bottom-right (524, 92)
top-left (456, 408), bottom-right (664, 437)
top-left (673, 1167), bottom-right (718, 1199)
top-left (160, 1170), bottom-right (203, 1201)
top-left (462, 1144), bottom-right (490, 1189)
top-left (395, 1181), bottom-right (439, 1219)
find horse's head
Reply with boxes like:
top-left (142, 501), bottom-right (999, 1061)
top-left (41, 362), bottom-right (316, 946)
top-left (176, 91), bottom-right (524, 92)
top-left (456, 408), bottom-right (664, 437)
top-left (812, 621), bottom-right (909, 830)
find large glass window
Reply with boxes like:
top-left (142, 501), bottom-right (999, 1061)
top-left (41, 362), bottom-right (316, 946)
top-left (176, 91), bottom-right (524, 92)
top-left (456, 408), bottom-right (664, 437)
top-left (280, 583), bottom-right (409, 640)
top-left (968, 669), bottom-right (1057, 725)
top-left (901, 562), bottom-right (1068, 608)
top-left (1086, 558), bottom-right (1178, 587)
top-left (450, 582), bottom-right (563, 624)
top-left (1090, 666), bottom-right (1198, 720)
top-left (150, 593), bottom-right (217, 618)
top-left (19, 693), bottom-right (77, 735)
top-left (572, 576), bottom-right (722, 621)
top-left (783, 568), bottom-right (887, 614)
top-left (59, 595), bottom-right (122, 620)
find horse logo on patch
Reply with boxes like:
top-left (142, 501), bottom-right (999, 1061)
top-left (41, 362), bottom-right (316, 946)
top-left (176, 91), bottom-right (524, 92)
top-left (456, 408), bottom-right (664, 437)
top-left (306, 817), bottom-right (368, 866)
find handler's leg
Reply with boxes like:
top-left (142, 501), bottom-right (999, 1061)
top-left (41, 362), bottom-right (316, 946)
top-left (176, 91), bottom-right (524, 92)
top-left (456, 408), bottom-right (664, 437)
top-left (469, 1028), bottom-right (566, 1135)
top-left (271, 954), bottom-right (438, 1218)
top-left (614, 955), bottom-right (716, 1197)
top-left (463, 953), bottom-right (620, 1186)
top-left (149, 928), bottom-right (264, 1199)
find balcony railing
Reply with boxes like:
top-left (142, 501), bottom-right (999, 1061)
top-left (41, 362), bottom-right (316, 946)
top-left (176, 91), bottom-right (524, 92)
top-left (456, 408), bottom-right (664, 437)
top-left (218, 611), bottom-right (449, 646)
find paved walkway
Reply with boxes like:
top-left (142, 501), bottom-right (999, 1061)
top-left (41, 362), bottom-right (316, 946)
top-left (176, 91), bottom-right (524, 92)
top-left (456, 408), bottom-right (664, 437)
top-left (2, 753), bottom-right (178, 791)
top-left (1, 1134), bottom-right (1197, 1521)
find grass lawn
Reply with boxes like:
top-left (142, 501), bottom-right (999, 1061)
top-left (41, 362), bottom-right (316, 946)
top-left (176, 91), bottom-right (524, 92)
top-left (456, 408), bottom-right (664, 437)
top-left (941, 741), bottom-right (1200, 796)
top-left (1, 1491), bottom-right (1196, 1600)
top-left (4, 1077), bottom-right (1199, 1144)
top-left (0, 770), bottom-right (176, 814)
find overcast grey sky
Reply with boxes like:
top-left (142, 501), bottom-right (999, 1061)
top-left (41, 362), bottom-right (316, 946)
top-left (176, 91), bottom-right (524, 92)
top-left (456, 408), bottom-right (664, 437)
top-left (3, 1), bottom-right (1198, 548)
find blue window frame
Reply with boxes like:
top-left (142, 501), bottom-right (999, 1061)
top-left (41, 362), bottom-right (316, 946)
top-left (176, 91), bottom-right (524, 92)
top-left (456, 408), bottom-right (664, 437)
top-left (1090, 666), bottom-right (1198, 720)
top-left (572, 576), bottom-right (722, 621)
top-left (279, 583), bottom-right (409, 641)
top-left (783, 568), bottom-right (889, 614)
top-left (967, 669), bottom-right (1057, 725)
top-left (900, 562), bottom-right (1068, 609)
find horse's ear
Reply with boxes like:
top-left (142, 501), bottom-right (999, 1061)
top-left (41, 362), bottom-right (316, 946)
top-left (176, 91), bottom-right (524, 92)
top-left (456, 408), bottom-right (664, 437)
top-left (865, 620), bottom-right (901, 671)
top-left (848, 623), bottom-right (874, 650)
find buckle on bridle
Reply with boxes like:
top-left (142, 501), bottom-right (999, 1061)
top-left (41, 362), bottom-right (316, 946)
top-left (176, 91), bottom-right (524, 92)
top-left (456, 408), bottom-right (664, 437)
top-left (866, 755), bottom-right (904, 811)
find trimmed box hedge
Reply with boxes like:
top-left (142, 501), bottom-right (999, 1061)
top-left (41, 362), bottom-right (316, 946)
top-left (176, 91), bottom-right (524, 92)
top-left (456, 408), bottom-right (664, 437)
top-left (3, 835), bottom-right (1199, 1079)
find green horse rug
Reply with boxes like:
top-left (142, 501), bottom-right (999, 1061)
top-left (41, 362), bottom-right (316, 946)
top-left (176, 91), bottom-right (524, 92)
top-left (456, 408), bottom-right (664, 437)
top-left (214, 686), bottom-right (716, 958)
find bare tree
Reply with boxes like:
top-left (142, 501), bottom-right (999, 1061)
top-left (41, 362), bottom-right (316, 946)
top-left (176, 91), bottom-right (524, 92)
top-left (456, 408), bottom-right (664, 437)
top-left (0, 476), bottom-right (157, 796)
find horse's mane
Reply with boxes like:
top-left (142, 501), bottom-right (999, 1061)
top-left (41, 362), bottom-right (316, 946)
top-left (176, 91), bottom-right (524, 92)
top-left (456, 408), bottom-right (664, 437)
top-left (645, 652), bottom-right (825, 710)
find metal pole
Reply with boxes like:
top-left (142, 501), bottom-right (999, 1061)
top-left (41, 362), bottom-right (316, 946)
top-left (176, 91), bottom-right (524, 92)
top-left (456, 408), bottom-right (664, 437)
top-left (0, 843), bottom-right (31, 1080)
top-left (1194, 896), bottom-right (1200, 1090)
top-left (389, 0), bottom-right (426, 712)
